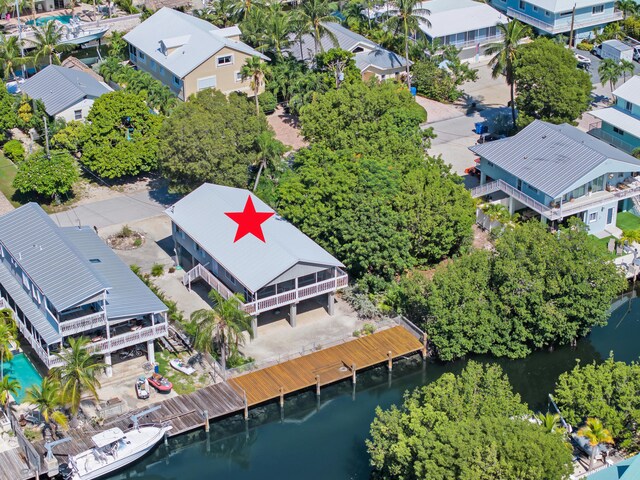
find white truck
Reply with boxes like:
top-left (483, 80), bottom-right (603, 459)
top-left (592, 40), bottom-right (634, 62)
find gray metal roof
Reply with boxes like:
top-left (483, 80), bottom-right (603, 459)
top-left (286, 22), bottom-right (407, 71)
top-left (19, 65), bottom-right (112, 116)
top-left (523, 0), bottom-right (611, 12)
top-left (0, 203), bottom-right (109, 312)
top-left (470, 120), bottom-right (640, 198)
top-left (123, 8), bottom-right (268, 79)
top-left (0, 260), bottom-right (61, 345)
top-left (165, 184), bottom-right (344, 293)
top-left (60, 227), bottom-right (167, 320)
top-left (613, 75), bottom-right (640, 106)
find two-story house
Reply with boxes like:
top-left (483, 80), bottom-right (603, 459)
top-left (0, 204), bottom-right (168, 377)
top-left (590, 76), bottom-right (640, 155)
top-left (285, 22), bottom-right (409, 82)
top-left (490, 0), bottom-right (622, 39)
top-left (469, 120), bottom-right (640, 236)
top-left (123, 8), bottom-right (269, 101)
top-left (166, 184), bottom-right (348, 339)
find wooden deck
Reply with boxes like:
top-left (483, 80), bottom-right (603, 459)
top-left (0, 448), bottom-right (35, 480)
top-left (228, 326), bottom-right (423, 406)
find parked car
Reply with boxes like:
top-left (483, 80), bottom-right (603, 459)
top-left (634, 46), bottom-right (640, 63)
top-left (574, 53), bottom-right (591, 70)
top-left (477, 133), bottom-right (505, 144)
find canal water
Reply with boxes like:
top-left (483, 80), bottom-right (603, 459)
top-left (109, 295), bottom-right (640, 480)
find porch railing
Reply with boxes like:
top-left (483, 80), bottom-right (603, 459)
top-left (183, 263), bottom-right (235, 300)
top-left (506, 7), bottom-right (623, 34)
top-left (588, 127), bottom-right (636, 154)
top-left (59, 311), bottom-right (107, 336)
top-left (0, 297), bottom-right (51, 366)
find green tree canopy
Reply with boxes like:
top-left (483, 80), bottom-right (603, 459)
top-left (13, 149), bottom-right (78, 198)
top-left (514, 37), bottom-right (592, 128)
top-left (158, 89), bottom-right (271, 193)
top-left (0, 82), bottom-right (17, 133)
top-left (80, 91), bottom-right (162, 179)
top-left (367, 362), bottom-right (573, 480)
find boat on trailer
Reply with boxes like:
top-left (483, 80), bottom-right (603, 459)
top-left (15, 17), bottom-right (109, 47)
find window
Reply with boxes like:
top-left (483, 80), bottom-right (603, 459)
top-left (234, 71), bottom-right (243, 83)
top-left (519, 0), bottom-right (525, 9)
top-left (22, 272), bottom-right (29, 289)
top-left (173, 75), bottom-right (181, 87)
top-left (619, 172), bottom-right (625, 178)
top-left (129, 44), bottom-right (137, 56)
top-left (217, 54), bottom-right (233, 66)
top-left (528, 185), bottom-right (538, 193)
top-left (196, 75), bottom-right (217, 91)
top-left (588, 212), bottom-right (597, 223)
top-left (545, 10), bottom-right (550, 16)
top-left (592, 5), bottom-right (604, 14)
top-left (487, 161), bottom-right (494, 167)
top-left (223, 268), bottom-right (236, 285)
top-left (533, 5), bottom-right (538, 11)
top-left (159, 66), bottom-right (165, 75)
top-left (613, 126), bottom-right (625, 135)
top-left (138, 51), bottom-right (146, 61)
top-left (560, 10), bottom-right (573, 16)
top-left (194, 242), bottom-right (201, 253)
top-left (150, 59), bottom-right (157, 71)
top-left (625, 100), bottom-right (633, 111)
top-left (74, 109), bottom-right (82, 120)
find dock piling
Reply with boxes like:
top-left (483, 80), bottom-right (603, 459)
top-left (243, 390), bottom-right (249, 421)
top-left (421, 333), bottom-right (428, 360)
top-left (279, 387), bottom-right (284, 408)
top-left (351, 363), bottom-right (356, 385)
top-left (315, 375), bottom-right (321, 396)
top-left (203, 410), bottom-right (209, 432)
top-left (387, 351), bottom-right (392, 371)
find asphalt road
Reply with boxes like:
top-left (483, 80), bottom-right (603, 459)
top-left (572, 47), bottom-right (640, 94)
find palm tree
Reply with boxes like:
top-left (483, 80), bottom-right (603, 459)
top-left (260, 2), bottom-right (295, 59)
top-left (0, 34), bottom-right (29, 81)
top-left (25, 377), bottom-right (68, 436)
top-left (598, 58), bottom-right (622, 93)
top-left (485, 21), bottom-right (531, 128)
top-left (619, 59), bottom-right (635, 83)
top-left (616, 0), bottom-right (638, 19)
top-left (621, 229), bottom-right (640, 247)
top-left (578, 417), bottom-right (614, 471)
top-left (0, 309), bottom-right (16, 381)
top-left (253, 131), bottom-right (286, 191)
top-left (50, 337), bottom-right (106, 425)
top-left (481, 203), bottom-right (510, 232)
top-left (298, 0), bottom-right (340, 54)
top-left (29, 21), bottom-right (74, 66)
top-left (385, 0), bottom-right (430, 89)
top-left (190, 290), bottom-right (252, 373)
top-left (197, 0), bottom-right (240, 27)
top-left (536, 412), bottom-right (561, 433)
top-left (0, 376), bottom-right (20, 413)
top-left (241, 55), bottom-right (271, 116)
top-left (342, 0), bottom-right (368, 32)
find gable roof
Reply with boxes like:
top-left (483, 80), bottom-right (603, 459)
top-left (418, 0), bottom-right (509, 38)
top-left (165, 184), bottom-right (344, 293)
top-left (123, 8), bottom-right (268, 79)
top-left (613, 76), bottom-right (640, 106)
top-left (61, 227), bottom-right (167, 319)
top-left (286, 22), bottom-right (407, 71)
top-left (469, 120), bottom-right (640, 198)
top-left (19, 65), bottom-right (111, 116)
top-left (523, 0), bottom-right (611, 12)
top-left (0, 203), bottom-right (109, 312)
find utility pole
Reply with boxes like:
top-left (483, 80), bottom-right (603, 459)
top-left (42, 116), bottom-right (50, 160)
top-left (568, 3), bottom-right (576, 48)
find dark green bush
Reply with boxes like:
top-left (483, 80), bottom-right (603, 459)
top-left (258, 91), bottom-right (277, 114)
top-left (3, 139), bottom-right (24, 162)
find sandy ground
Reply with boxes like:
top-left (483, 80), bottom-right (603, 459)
top-left (267, 106), bottom-right (308, 151)
top-left (416, 96), bottom-right (463, 124)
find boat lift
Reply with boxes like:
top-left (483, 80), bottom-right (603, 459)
top-left (130, 405), bottom-right (162, 430)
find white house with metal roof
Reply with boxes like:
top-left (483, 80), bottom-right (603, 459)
top-left (123, 8), bottom-right (269, 101)
top-left (417, 0), bottom-right (510, 62)
top-left (589, 76), bottom-right (640, 155)
top-left (0, 203), bottom-right (168, 376)
top-left (18, 65), bottom-right (112, 122)
top-left (469, 120), bottom-right (640, 235)
top-left (285, 22), bottom-right (409, 82)
top-left (166, 184), bottom-right (348, 338)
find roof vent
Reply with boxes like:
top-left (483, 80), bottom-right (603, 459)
top-left (89, 258), bottom-right (101, 264)
top-left (542, 135), bottom-right (547, 139)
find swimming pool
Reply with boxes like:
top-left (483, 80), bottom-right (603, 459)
top-left (1, 353), bottom-right (42, 403)
top-left (25, 15), bottom-right (73, 26)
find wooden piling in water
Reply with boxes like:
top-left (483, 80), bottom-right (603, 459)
top-left (316, 375), bottom-right (321, 396)
top-left (387, 351), bottom-right (392, 371)
top-left (243, 391), bottom-right (249, 420)
top-left (351, 363), bottom-right (356, 384)
top-left (203, 410), bottom-right (209, 432)
top-left (279, 387), bottom-right (284, 408)
top-left (421, 333), bottom-right (428, 360)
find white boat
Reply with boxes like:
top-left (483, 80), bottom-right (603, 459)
top-left (60, 424), bottom-right (171, 480)
top-left (170, 358), bottom-right (196, 375)
top-left (15, 18), bottom-right (109, 47)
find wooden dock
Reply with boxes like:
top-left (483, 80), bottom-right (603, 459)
top-left (33, 326), bottom-right (423, 466)
top-left (229, 326), bottom-right (423, 406)
top-left (0, 448), bottom-right (35, 480)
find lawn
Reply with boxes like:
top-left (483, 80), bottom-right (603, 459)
top-left (0, 153), bottom-right (19, 208)
top-left (592, 235), bottom-right (615, 253)
top-left (617, 212), bottom-right (640, 232)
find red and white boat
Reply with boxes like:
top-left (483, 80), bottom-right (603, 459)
top-left (148, 373), bottom-right (172, 393)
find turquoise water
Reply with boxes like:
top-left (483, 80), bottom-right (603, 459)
top-left (25, 15), bottom-right (72, 26)
top-left (1, 353), bottom-right (42, 403)
top-left (108, 296), bottom-right (640, 480)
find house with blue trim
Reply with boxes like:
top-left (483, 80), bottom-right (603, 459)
top-left (587, 454), bottom-right (640, 479)
top-left (469, 120), bottom-right (640, 236)
top-left (590, 76), bottom-right (640, 155)
top-left (490, 0), bottom-right (622, 39)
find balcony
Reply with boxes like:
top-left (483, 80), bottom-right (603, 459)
top-left (506, 7), bottom-right (623, 34)
top-left (184, 264), bottom-right (349, 316)
top-left (588, 126), bottom-right (637, 154)
top-left (59, 311), bottom-right (107, 336)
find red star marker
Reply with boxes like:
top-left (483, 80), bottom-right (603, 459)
top-left (225, 196), bottom-right (274, 243)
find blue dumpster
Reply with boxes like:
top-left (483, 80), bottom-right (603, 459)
top-left (410, 87), bottom-right (417, 96)
top-left (154, 364), bottom-right (160, 373)
top-left (475, 122), bottom-right (487, 134)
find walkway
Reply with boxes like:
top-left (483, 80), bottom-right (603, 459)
top-left (229, 326), bottom-right (423, 406)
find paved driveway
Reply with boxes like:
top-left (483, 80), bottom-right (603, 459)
top-left (573, 48), bottom-right (640, 100)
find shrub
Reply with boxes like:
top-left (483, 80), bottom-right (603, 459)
top-left (13, 149), bottom-right (78, 198)
top-left (3, 139), bottom-right (24, 163)
top-left (633, 147), bottom-right (640, 160)
top-left (133, 237), bottom-right (142, 247)
top-left (258, 91), bottom-right (277, 114)
top-left (576, 41), bottom-right (593, 51)
top-left (151, 263), bottom-right (164, 277)
top-left (361, 323), bottom-right (376, 335)
top-left (118, 225), bottom-right (133, 238)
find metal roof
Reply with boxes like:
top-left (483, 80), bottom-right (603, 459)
top-left (19, 65), bottom-right (112, 116)
top-left (613, 76), bottom-right (640, 106)
top-left (60, 227), bottom-right (167, 320)
top-left (418, 0), bottom-right (509, 38)
top-left (286, 22), bottom-right (407, 71)
top-left (165, 184), bottom-right (344, 293)
top-left (123, 8), bottom-right (268, 79)
top-left (0, 260), bottom-right (61, 345)
top-left (469, 120), bottom-right (640, 198)
top-left (0, 203), bottom-right (108, 312)
top-left (591, 107), bottom-right (640, 139)
top-left (522, 0), bottom-right (611, 12)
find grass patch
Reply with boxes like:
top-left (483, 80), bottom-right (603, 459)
top-left (155, 350), bottom-right (203, 396)
top-left (0, 152), bottom-right (19, 208)
top-left (592, 235), bottom-right (615, 253)
top-left (617, 212), bottom-right (640, 232)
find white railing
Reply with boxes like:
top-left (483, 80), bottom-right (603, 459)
top-left (588, 127), bottom-right (637, 154)
top-left (85, 323), bottom-right (169, 356)
top-left (0, 297), bottom-right (52, 366)
top-left (183, 264), bottom-right (235, 300)
top-left (444, 33), bottom-right (504, 50)
top-left (60, 311), bottom-right (107, 336)
top-left (506, 7), bottom-right (623, 34)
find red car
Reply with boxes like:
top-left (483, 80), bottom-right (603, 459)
top-left (148, 373), bottom-right (172, 393)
